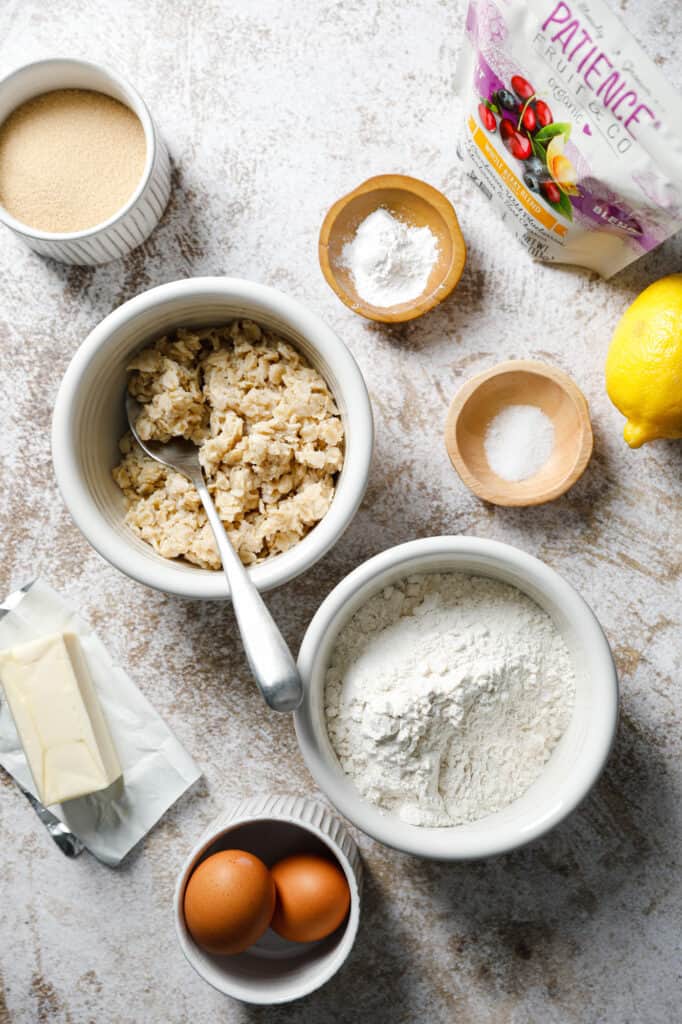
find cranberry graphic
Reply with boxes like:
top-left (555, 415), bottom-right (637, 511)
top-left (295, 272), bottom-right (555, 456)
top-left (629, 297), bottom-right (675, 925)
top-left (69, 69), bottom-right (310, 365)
top-left (521, 105), bottom-right (537, 132)
top-left (509, 133), bottom-right (532, 160)
top-left (478, 103), bottom-right (497, 132)
top-left (500, 119), bottom-right (531, 160)
top-left (535, 100), bottom-right (553, 127)
top-left (511, 75), bottom-right (535, 101)
top-left (541, 181), bottom-right (561, 203)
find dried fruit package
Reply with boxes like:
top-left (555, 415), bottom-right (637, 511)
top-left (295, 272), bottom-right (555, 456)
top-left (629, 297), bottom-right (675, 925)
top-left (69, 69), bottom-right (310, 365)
top-left (454, 0), bottom-right (682, 275)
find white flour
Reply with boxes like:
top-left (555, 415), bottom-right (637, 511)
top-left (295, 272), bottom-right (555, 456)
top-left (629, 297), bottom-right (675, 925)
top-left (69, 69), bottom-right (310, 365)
top-left (325, 573), bottom-right (575, 827)
top-left (340, 207), bottom-right (438, 307)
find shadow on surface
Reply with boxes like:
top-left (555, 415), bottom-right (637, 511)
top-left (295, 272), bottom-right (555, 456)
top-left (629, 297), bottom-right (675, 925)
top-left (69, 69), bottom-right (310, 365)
top-left (356, 238), bottom-right (488, 357)
top-left (233, 705), bottom-right (675, 1023)
top-left (402, 705), bottom-right (675, 1000)
top-left (42, 158), bottom-right (213, 320)
top-left (240, 860), bottom-right (418, 1024)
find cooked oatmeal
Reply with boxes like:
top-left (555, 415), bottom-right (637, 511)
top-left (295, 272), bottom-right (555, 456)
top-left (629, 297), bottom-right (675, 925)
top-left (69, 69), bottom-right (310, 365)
top-left (112, 321), bottom-right (344, 569)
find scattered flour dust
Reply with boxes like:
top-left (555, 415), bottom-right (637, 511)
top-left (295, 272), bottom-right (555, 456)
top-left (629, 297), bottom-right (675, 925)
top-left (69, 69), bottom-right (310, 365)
top-left (340, 207), bottom-right (439, 308)
top-left (325, 573), bottom-right (575, 827)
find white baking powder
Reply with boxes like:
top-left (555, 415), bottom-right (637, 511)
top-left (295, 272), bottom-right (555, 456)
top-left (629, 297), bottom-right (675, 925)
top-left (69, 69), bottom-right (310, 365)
top-left (325, 573), bottom-right (575, 827)
top-left (340, 207), bottom-right (439, 307)
top-left (484, 404), bottom-right (555, 482)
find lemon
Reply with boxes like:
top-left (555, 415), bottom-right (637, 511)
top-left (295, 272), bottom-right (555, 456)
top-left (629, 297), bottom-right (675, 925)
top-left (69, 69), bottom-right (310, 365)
top-left (605, 274), bottom-right (682, 448)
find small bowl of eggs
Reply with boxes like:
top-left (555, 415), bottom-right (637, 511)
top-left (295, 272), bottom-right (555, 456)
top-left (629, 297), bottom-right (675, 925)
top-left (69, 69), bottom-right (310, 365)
top-left (174, 794), bottom-right (362, 1005)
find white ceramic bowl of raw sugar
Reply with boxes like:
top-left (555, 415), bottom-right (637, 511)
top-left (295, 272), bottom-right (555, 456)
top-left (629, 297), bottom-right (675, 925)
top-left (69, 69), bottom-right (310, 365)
top-left (51, 277), bottom-right (374, 600)
top-left (174, 795), bottom-right (362, 1004)
top-left (295, 536), bottom-right (619, 860)
top-left (0, 58), bottom-right (170, 264)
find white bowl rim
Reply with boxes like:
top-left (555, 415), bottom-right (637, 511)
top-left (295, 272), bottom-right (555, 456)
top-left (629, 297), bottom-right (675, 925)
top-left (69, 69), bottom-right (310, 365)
top-left (295, 535), bottom-right (619, 860)
top-left (173, 804), bottom-right (361, 1004)
top-left (51, 276), bottom-right (374, 599)
top-left (0, 57), bottom-right (157, 241)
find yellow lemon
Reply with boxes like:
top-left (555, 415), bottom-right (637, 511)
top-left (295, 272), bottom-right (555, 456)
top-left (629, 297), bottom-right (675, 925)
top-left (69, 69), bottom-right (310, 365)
top-left (605, 274), bottom-right (682, 448)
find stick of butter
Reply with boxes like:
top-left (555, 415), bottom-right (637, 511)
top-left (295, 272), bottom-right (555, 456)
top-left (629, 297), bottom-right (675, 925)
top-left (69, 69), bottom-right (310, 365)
top-left (0, 632), bottom-right (122, 806)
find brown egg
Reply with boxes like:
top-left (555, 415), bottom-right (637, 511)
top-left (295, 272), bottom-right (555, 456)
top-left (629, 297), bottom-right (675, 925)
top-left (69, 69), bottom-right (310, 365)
top-left (270, 853), bottom-right (351, 943)
top-left (183, 849), bottom-right (275, 955)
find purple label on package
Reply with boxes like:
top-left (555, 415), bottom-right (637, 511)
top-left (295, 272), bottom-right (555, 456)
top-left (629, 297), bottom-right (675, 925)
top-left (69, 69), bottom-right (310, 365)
top-left (455, 0), bottom-right (682, 276)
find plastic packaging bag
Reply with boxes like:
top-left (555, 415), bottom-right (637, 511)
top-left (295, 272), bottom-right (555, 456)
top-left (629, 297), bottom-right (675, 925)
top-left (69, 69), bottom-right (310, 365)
top-left (454, 0), bottom-right (682, 275)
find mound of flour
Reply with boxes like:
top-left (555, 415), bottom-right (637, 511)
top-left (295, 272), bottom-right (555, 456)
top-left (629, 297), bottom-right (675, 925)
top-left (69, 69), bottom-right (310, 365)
top-left (324, 573), bottom-right (575, 827)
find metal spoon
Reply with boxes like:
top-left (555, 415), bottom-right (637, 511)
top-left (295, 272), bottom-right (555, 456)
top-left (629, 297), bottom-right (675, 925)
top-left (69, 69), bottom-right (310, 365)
top-left (126, 395), bottom-right (302, 713)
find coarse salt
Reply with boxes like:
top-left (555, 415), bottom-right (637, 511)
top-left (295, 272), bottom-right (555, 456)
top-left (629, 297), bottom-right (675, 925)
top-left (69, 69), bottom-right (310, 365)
top-left (340, 207), bottom-right (439, 308)
top-left (484, 404), bottom-right (554, 482)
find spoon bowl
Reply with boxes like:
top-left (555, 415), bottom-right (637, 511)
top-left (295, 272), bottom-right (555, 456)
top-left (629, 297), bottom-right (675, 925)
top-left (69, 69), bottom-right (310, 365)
top-left (444, 360), bottom-right (593, 507)
top-left (126, 396), bottom-right (200, 475)
top-left (319, 174), bottom-right (466, 323)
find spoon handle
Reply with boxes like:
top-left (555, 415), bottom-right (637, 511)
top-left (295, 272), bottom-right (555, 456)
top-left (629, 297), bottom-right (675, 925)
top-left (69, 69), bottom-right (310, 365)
top-left (193, 474), bottom-right (303, 713)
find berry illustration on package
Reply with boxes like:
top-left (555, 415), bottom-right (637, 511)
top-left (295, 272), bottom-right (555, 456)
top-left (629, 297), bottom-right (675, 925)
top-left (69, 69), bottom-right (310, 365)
top-left (478, 74), bottom-right (577, 221)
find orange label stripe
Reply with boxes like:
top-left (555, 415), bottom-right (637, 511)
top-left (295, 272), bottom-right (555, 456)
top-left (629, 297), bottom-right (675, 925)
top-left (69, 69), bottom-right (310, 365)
top-left (468, 116), bottom-right (567, 237)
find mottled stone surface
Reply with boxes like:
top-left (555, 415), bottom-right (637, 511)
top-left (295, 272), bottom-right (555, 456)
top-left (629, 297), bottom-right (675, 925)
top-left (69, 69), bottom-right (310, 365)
top-left (0, 1), bottom-right (680, 1021)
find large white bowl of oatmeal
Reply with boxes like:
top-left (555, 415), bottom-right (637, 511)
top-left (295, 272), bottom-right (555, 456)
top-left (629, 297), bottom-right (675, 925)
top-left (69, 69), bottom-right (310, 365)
top-left (52, 278), bottom-right (373, 599)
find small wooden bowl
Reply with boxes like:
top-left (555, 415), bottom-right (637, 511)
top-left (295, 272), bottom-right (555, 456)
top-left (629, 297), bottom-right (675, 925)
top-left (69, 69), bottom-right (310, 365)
top-left (445, 360), bottom-right (593, 507)
top-left (319, 174), bottom-right (466, 324)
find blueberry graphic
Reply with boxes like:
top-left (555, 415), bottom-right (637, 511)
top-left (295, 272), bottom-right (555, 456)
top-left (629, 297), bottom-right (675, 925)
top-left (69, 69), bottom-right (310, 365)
top-left (526, 156), bottom-right (546, 178)
top-left (496, 89), bottom-right (518, 111)
top-left (523, 171), bottom-right (542, 192)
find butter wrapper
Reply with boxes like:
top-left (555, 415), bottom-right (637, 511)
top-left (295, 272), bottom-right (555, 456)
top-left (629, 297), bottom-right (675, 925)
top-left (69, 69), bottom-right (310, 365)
top-left (0, 579), bottom-right (201, 866)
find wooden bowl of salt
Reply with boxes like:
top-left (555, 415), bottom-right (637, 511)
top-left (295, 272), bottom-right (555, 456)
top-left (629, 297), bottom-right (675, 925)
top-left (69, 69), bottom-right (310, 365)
top-left (319, 174), bottom-right (466, 324)
top-left (445, 360), bottom-right (593, 507)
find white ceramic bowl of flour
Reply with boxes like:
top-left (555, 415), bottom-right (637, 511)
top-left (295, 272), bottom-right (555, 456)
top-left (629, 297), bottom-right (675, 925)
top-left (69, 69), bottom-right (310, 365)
top-left (295, 537), bottom-right (618, 860)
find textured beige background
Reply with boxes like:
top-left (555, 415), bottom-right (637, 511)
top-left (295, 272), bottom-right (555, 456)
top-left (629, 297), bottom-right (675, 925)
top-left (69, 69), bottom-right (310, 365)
top-left (0, 1), bottom-right (681, 1022)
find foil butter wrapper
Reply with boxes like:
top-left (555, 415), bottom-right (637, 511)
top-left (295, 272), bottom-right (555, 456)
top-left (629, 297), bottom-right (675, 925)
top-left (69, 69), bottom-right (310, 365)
top-left (0, 579), bottom-right (201, 865)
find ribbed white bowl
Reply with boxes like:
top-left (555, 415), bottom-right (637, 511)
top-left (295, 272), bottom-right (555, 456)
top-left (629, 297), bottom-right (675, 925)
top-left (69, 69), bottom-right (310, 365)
top-left (0, 58), bottom-right (170, 264)
top-left (174, 795), bottom-right (362, 1004)
top-left (51, 278), bottom-right (374, 599)
top-left (296, 536), bottom-right (620, 860)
